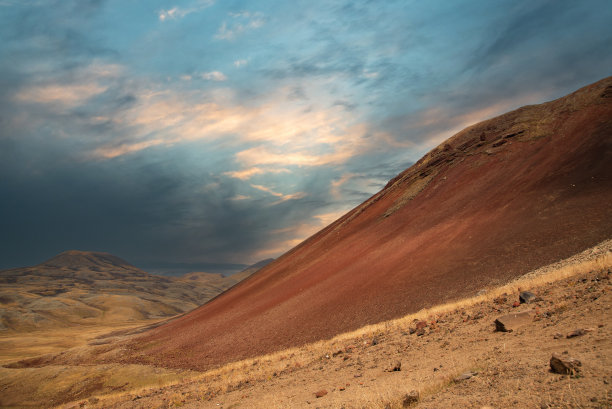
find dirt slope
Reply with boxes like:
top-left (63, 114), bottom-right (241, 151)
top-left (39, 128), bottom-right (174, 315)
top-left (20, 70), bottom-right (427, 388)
top-left (123, 77), bottom-right (612, 371)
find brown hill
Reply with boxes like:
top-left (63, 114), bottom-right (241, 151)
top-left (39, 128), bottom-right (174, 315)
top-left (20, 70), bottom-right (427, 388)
top-left (123, 77), bottom-right (612, 371)
top-left (0, 251), bottom-right (255, 331)
top-left (230, 258), bottom-right (274, 282)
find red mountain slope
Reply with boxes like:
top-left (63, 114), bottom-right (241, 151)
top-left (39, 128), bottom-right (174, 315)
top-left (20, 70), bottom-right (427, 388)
top-left (125, 77), bottom-right (612, 370)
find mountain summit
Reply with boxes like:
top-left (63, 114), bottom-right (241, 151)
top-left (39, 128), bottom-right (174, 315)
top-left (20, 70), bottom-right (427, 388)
top-left (124, 77), bottom-right (612, 371)
top-left (38, 250), bottom-right (146, 277)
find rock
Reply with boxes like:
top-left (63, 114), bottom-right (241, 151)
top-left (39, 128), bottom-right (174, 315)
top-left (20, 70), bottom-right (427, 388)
top-left (567, 328), bottom-right (595, 338)
top-left (315, 389), bottom-right (328, 398)
top-left (416, 320), bottom-right (428, 330)
top-left (455, 371), bottom-right (477, 382)
top-left (512, 301), bottom-right (520, 308)
top-left (387, 361), bottom-right (401, 372)
top-left (402, 390), bottom-right (420, 407)
top-left (494, 310), bottom-right (536, 332)
top-left (372, 337), bottom-right (379, 346)
top-left (550, 354), bottom-right (581, 374)
top-left (519, 291), bottom-right (536, 304)
top-left (553, 332), bottom-right (563, 339)
top-left (415, 327), bottom-right (426, 336)
top-left (493, 296), bottom-right (507, 305)
top-left (409, 327), bottom-right (416, 334)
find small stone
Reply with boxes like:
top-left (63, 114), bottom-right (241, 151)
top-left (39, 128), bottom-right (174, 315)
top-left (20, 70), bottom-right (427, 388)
top-left (409, 327), bottom-right (416, 334)
top-left (371, 337), bottom-right (379, 346)
top-left (387, 361), bottom-right (401, 372)
top-left (315, 389), bottom-right (328, 398)
top-left (402, 390), bottom-right (419, 407)
top-left (566, 329), bottom-right (586, 338)
top-left (416, 327), bottom-right (426, 336)
top-left (550, 354), bottom-right (581, 374)
top-left (553, 332), bottom-right (563, 339)
top-left (493, 296), bottom-right (507, 305)
top-left (494, 311), bottom-right (536, 332)
top-left (512, 301), bottom-right (520, 308)
top-left (519, 291), bottom-right (536, 304)
top-left (415, 320), bottom-right (428, 330)
top-left (455, 371), bottom-right (477, 382)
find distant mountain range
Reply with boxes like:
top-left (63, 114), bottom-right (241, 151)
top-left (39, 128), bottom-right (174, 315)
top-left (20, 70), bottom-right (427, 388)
top-left (0, 250), bottom-right (271, 331)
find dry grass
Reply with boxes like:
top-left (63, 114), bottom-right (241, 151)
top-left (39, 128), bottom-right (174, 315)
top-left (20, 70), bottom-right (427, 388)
top-left (63, 239), bottom-right (611, 409)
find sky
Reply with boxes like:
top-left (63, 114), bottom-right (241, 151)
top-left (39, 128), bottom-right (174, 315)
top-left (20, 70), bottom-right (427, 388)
top-left (0, 0), bottom-right (611, 274)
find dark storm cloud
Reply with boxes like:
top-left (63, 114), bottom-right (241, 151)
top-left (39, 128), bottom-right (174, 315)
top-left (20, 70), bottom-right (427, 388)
top-left (0, 142), bottom-right (334, 271)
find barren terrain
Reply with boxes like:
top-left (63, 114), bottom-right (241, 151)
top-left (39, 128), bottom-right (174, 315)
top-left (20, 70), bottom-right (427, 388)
top-left (0, 251), bottom-right (265, 332)
top-left (1, 240), bottom-right (609, 409)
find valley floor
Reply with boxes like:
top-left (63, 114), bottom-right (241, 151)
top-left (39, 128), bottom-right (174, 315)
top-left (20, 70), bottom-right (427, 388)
top-left (1, 242), bottom-right (611, 409)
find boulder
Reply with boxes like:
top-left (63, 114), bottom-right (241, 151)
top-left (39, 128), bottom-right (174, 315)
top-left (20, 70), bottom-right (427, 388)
top-left (402, 390), bottom-right (420, 407)
top-left (550, 354), bottom-right (581, 374)
top-left (519, 291), bottom-right (536, 304)
top-left (494, 310), bottom-right (536, 332)
top-left (566, 328), bottom-right (595, 338)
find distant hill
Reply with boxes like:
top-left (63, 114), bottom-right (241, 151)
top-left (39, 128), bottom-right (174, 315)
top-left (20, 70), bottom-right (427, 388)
top-left (0, 251), bottom-right (264, 331)
top-left (231, 258), bottom-right (274, 282)
top-left (121, 76), bottom-right (612, 371)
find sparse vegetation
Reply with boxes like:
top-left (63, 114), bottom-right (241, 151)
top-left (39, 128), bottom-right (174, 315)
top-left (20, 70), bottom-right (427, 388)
top-left (2, 239), bottom-right (606, 408)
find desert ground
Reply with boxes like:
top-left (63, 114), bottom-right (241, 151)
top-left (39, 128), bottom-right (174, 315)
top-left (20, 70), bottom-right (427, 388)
top-left (1, 240), bottom-right (609, 409)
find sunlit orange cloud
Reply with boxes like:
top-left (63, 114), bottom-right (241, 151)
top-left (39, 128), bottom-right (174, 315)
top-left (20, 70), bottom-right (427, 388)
top-left (229, 194), bottom-right (251, 201)
top-left (15, 83), bottom-right (108, 108)
top-left (14, 62), bottom-right (122, 109)
top-left (89, 83), bottom-right (381, 164)
top-left (223, 167), bottom-right (290, 180)
top-left (250, 184), bottom-right (307, 205)
top-left (92, 138), bottom-right (167, 159)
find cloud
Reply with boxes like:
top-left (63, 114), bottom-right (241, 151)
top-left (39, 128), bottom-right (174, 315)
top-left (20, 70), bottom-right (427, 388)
top-left (91, 138), bottom-right (167, 159)
top-left (229, 194), bottom-right (251, 201)
top-left (234, 59), bottom-right (248, 67)
top-left (158, 0), bottom-right (214, 22)
top-left (330, 173), bottom-right (357, 199)
top-left (201, 71), bottom-right (227, 81)
top-left (224, 167), bottom-right (290, 181)
top-left (15, 83), bottom-right (107, 107)
top-left (215, 11), bottom-right (265, 40)
top-left (13, 61), bottom-right (122, 109)
top-left (250, 184), bottom-right (307, 206)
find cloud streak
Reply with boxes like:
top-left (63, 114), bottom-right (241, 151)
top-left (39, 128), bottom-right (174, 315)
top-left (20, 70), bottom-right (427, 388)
top-left (158, 0), bottom-right (215, 21)
top-left (215, 11), bottom-right (265, 40)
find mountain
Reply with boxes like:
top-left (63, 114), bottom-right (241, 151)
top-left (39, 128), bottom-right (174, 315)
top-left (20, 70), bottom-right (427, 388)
top-left (0, 251), bottom-right (256, 331)
top-left (93, 78), bottom-right (612, 370)
top-left (231, 258), bottom-right (274, 282)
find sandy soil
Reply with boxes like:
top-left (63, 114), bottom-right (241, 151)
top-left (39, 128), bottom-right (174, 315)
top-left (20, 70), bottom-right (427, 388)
top-left (46, 245), bottom-right (611, 409)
